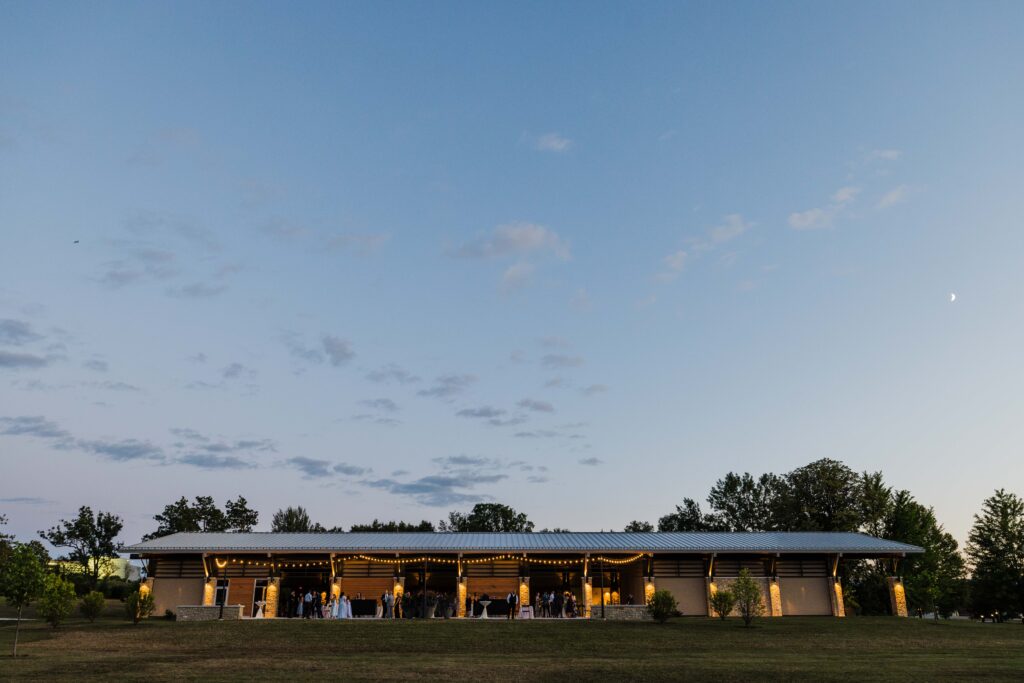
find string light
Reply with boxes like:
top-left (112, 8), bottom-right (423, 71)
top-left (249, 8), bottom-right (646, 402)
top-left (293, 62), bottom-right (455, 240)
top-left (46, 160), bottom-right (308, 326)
top-left (211, 553), bottom-right (646, 570)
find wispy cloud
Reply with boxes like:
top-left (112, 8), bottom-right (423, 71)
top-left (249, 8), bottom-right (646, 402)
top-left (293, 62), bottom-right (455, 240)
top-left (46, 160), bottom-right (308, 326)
top-left (0, 350), bottom-right (50, 369)
top-left (0, 319), bottom-right (43, 346)
top-left (417, 373), bottom-right (476, 399)
top-left (581, 384), bottom-right (608, 396)
top-left (517, 398), bottom-right (554, 413)
top-left (359, 398), bottom-right (398, 412)
top-left (877, 185), bottom-right (909, 208)
top-left (325, 233), bottom-right (390, 252)
top-left (83, 359), bottom-right (109, 372)
top-left (365, 364), bottom-right (420, 385)
top-left (453, 222), bottom-right (571, 261)
top-left (534, 132), bottom-right (572, 153)
top-left (322, 335), bottom-right (355, 366)
top-left (456, 406), bottom-right (505, 419)
top-left (501, 262), bottom-right (535, 291)
top-left (0, 416), bottom-right (71, 439)
top-left (579, 457), bottom-right (604, 466)
top-left (869, 149), bottom-right (902, 161)
top-left (788, 186), bottom-right (861, 230)
top-left (541, 354), bottom-right (583, 369)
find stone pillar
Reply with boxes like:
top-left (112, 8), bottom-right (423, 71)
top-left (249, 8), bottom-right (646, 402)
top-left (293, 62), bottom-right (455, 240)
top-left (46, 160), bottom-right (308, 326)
top-left (519, 576), bottom-right (530, 616)
top-left (768, 577), bottom-right (783, 617)
top-left (582, 576), bottom-right (593, 618)
top-left (331, 577), bottom-right (341, 602)
top-left (457, 577), bottom-right (468, 618)
top-left (888, 577), bottom-right (908, 617)
top-left (830, 579), bottom-right (846, 617)
top-left (202, 578), bottom-right (215, 606)
top-left (265, 578), bottom-right (280, 618)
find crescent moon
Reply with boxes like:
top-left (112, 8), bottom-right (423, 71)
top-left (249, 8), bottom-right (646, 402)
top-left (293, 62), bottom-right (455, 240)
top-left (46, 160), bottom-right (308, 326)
top-left (950, 293), bottom-right (956, 302)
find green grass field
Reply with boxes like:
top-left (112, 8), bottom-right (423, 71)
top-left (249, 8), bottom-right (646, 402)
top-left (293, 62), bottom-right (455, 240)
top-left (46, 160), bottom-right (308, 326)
top-left (2, 606), bottom-right (1022, 681)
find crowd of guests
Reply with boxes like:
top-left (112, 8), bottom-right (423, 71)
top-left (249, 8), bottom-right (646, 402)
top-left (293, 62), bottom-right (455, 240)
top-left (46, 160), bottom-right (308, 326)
top-left (280, 586), bottom-right (588, 619)
top-left (283, 588), bottom-right (354, 619)
top-left (533, 590), bottom-right (579, 618)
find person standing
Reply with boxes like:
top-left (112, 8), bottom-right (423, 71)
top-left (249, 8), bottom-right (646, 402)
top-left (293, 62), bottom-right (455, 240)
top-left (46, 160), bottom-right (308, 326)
top-left (303, 589), bottom-right (313, 619)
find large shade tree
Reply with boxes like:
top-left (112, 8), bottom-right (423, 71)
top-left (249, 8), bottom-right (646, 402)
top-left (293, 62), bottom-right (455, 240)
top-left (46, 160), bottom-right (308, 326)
top-left (439, 503), bottom-right (534, 532)
top-left (271, 506), bottom-right (325, 532)
top-left (39, 506), bottom-right (122, 590)
top-left (965, 489), bottom-right (1024, 618)
top-left (145, 495), bottom-right (259, 540)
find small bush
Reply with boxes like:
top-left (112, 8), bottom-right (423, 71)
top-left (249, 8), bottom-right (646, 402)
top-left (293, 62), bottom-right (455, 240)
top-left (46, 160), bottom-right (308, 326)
top-left (38, 575), bottom-right (77, 629)
top-left (646, 590), bottom-right (678, 623)
top-left (709, 587), bottom-right (735, 619)
top-left (164, 609), bottom-right (177, 621)
top-left (80, 591), bottom-right (106, 622)
top-left (125, 589), bottom-right (155, 624)
top-left (732, 569), bottom-right (766, 627)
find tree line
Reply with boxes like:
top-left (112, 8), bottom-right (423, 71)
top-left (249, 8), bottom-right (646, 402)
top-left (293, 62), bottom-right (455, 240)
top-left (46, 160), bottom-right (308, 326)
top-left (3, 457), bottom-right (1023, 621)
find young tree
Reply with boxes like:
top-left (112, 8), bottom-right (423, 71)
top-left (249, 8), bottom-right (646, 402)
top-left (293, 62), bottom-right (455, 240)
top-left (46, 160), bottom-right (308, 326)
top-left (38, 574), bottom-right (76, 629)
top-left (145, 495), bottom-right (258, 539)
top-left (39, 506), bottom-right (123, 590)
top-left (0, 543), bottom-right (47, 656)
top-left (80, 590), bottom-right (106, 622)
top-left (125, 588), bottom-right (155, 624)
top-left (439, 503), bottom-right (534, 532)
top-left (709, 587), bottom-right (735, 619)
top-left (646, 589), bottom-right (678, 623)
top-left (624, 520), bottom-right (655, 532)
top-left (731, 569), bottom-right (765, 627)
top-left (965, 489), bottom-right (1024, 618)
top-left (271, 506), bottom-right (324, 532)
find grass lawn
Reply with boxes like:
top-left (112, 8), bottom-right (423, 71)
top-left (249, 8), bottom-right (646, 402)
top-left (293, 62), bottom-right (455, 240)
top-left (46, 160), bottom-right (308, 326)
top-left (1, 609), bottom-right (1022, 681)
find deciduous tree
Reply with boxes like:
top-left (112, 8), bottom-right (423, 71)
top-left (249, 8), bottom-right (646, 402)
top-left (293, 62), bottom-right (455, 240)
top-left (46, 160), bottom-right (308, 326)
top-left (439, 503), bottom-right (534, 532)
top-left (39, 506), bottom-right (122, 590)
top-left (965, 489), bottom-right (1024, 618)
top-left (0, 543), bottom-right (47, 656)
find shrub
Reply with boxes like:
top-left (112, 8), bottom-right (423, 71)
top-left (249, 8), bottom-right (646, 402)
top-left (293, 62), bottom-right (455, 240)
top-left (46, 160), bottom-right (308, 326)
top-left (38, 574), bottom-right (77, 629)
top-left (80, 590), bottom-right (106, 622)
top-left (646, 589), bottom-right (678, 623)
top-left (164, 609), bottom-right (177, 621)
top-left (731, 569), bottom-right (766, 627)
top-left (125, 589), bottom-right (155, 624)
top-left (709, 587), bottom-right (735, 619)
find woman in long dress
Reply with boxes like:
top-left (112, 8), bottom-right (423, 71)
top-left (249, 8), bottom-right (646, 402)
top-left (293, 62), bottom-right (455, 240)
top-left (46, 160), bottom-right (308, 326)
top-left (344, 594), bottom-right (353, 619)
top-left (337, 593), bottom-right (348, 619)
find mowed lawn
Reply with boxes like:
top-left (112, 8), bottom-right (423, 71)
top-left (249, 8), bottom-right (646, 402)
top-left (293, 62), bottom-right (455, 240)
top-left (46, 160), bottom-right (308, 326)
top-left (2, 609), bottom-right (1023, 681)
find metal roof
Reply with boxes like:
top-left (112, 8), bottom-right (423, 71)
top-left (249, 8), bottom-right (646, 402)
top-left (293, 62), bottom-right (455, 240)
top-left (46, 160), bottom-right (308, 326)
top-left (127, 531), bottom-right (922, 555)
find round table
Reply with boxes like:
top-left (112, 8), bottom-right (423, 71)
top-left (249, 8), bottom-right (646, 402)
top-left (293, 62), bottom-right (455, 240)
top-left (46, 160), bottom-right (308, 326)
top-left (478, 600), bottom-right (492, 619)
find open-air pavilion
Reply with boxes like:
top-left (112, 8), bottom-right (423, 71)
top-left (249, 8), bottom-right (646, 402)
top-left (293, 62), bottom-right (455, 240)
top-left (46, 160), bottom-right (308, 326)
top-left (127, 531), bottom-right (922, 620)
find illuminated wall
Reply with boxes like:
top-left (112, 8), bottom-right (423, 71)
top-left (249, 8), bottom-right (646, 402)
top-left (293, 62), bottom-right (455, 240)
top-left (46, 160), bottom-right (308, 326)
top-left (519, 578), bottom-right (530, 614)
top-left (203, 579), bottom-right (215, 606)
top-left (583, 577), bottom-right (592, 618)
top-left (643, 577), bottom-right (656, 605)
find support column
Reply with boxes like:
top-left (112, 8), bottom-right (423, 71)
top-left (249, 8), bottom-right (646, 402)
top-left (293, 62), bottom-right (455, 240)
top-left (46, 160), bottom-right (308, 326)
top-left (518, 575), bottom-right (530, 617)
top-left (203, 577), bottom-right (216, 606)
top-left (582, 576), bottom-right (593, 618)
top-left (643, 576), bottom-right (656, 604)
top-left (265, 577), bottom-right (280, 618)
top-left (457, 577), bottom-right (468, 618)
top-left (888, 577), bottom-right (908, 617)
top-left (768, 577), bottom-right (783, 617)
top-left (828, 554), bottom-right (845, 618)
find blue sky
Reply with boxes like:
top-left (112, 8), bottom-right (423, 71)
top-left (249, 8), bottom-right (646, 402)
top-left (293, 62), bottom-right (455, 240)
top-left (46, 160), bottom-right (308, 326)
top-left (2, 1), bottom-right (1023, 544)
